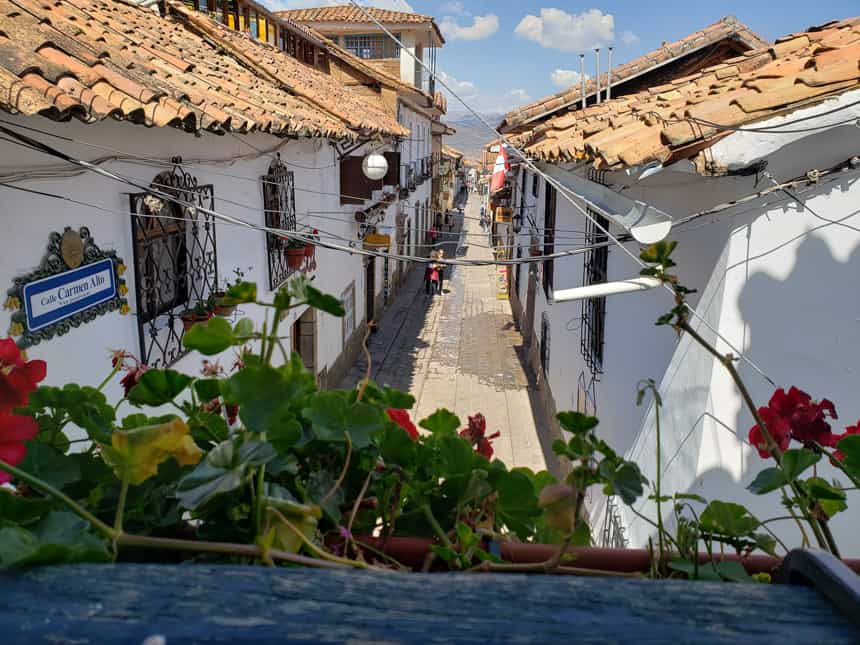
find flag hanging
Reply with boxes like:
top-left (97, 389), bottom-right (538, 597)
top-left (490, 143), bottom-right (509, 194)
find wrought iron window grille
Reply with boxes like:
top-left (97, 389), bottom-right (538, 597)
top-left (600, 496), bottom-right (629, 548)
top-left (580, 207), bottom-right (609, 378)
top-left (262, 155), bottom-right (298, 290)
top-left (540, 311), bottom-right (551, 376)
top-left (130, 159), bottom-right (217, 368)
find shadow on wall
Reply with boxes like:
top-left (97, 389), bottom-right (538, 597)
top-left (623, 187), bottom-right (860, 553)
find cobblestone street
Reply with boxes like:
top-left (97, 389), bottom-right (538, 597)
top-left (341, 195), bottom-right (560, 475)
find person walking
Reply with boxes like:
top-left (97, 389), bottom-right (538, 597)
top-left (436, 248), bottom-right (446, 294)
top-left (425, 250), bottom-right (440, 295)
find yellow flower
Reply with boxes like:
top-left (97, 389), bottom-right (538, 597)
top-left (101, 418), bottom-right (203, 485)
top-left (116, 263), bottom-right (127, 276)
top-left (3, 296), bottom-right (20, 311)
top-left (8, 321), bottom-right (24, 336)
top-left (119, 283), bottom-right (128, 297)
top-left (120, 303), bottom-right (130, 316)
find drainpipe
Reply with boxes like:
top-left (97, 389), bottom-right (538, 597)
top-left (595, 48), bottom-right (601, 104)
top-left (553, 275), bottom-right (661, 304)
top-left (580, 53), bottom-right (587, 110)
top-left (607, 47), bottom-right (613, 100)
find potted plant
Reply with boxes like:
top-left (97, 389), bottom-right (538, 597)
top-left (180, 300), bottom-right (213, 331)
top-left (212, 267), bottom-right (249, 317)
top-left (285, 237), bottom-right (308, 268)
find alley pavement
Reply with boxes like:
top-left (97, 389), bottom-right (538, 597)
top-left (341, 194), bottom-right (559, 475)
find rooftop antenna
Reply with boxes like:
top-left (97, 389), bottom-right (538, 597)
top-left (580, 53), bottom-right (587, 110)
top-left (607, 47), bottom-right (613, 100)
top-left (595, 48), bottom-right (601, 104)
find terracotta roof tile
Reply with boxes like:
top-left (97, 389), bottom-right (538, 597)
top-left (519, 16), bottom-right (860, 172)
top-left (502, 16), bottom-right (769, 131)
top-left (0, 0), bottom-right (408, 140)
top-left (276, 5), bottom-right (444, 45)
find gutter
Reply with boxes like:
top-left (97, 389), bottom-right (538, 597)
top-left (537, 163), bottom-right (673, 245)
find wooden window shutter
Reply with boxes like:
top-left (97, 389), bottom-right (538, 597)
top-left (340, 157), bottom-right (381, 205)
top-left (383, 152), bottom-right (400, 186)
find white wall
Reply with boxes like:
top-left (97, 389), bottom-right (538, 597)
top-left (0, 115), bottom-right (369, 412)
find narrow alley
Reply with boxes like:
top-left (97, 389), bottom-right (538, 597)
top-left (341, 195), bottom-right (561, 475)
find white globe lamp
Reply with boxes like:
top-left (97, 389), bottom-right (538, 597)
top-left (362, 152), bottom-right (389, 181)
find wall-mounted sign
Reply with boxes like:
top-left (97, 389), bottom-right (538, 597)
top-left (5, 227), bottom-right (128, 348)
top-left (363, 234), bottom-right (391, 250)
top-left (23, 258), bottom-right (117, 332)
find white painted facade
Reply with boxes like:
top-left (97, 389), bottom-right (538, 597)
top-left (0, 114), bottom-right (413, 418)
top-left (510, 95), bottom-right (860, 554)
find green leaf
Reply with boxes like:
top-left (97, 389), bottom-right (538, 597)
top-left (473, 548), bottom-right (504, 564)
top-left (713, 560), bottom-right (753, 583)
top-left (269, 419), bottom-right (302, 454)
top-left (782, 448), bottom-right (820, 482)
top-left (194, 379), bottom-right (222, 403)
top-left (225, 281), bottom-right (257, 304)
top-left (182, 316), bottom-right (235, 355)
top-left (379, 425), bottom-right (418, 468)
top-left (233, 318), bottom-right (255, 341)
top-left (571, 521), bottom-right (591, 546)
top-left (753, 533), bottom-right (778, 556)
top-left (128, 369), bottom-right (192, 407)
top-left (419, 409), bottom-right (460, 436)
top-left (0, 511), bottom-right (109, 569)
top-left (222, 364), bottom-right (310, 436)
top-left (494, 468), bottom-right (540, 539)
top-left (0, 489), bottom-right (53, 527)
top-left (805, 477), bottom-right (847, 518)
top-left (600, 460), bottom-right (647, 505)
top-left (747, 467), bottom-right (787, 495)
top-left (456, 521), bottom-right (478, 549)
top-left (837, 435), bottom-right (860, 479)
top-left (273, 288), bottom-right (292, 311)
top-left (674, 493), bottom-right (708, 504)
top-left (304, 286), bottom-right (345, 317)
top-left (699, 500), bottom-right (758, 537)
top-left (16, 443), bottom-right (80, 490)
top-left (640, 240), bottom-right (677, 264)
top-left (305, 469), bottom-right (344, 523)
top-left (175, 439), bottom-right (275, 510)
top-left (429, 544), bottom-right (458, 564)
top-left (557, 411), bottom-right (599, 435)
top-left (303, 392), bottom-right (385, 449)
top-left (383, 387), bottom-right (415, 410)
top-left (551, 439), bottom-right (568, 457)
top-left (438, 435), bottom-right (476, 477)
top-left (668, 559), bottom-right (721, 582)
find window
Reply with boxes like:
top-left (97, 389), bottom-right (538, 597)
top-left (414, 45), bottom-right (423, 90)
top-left (542, 183), bottom-right (557, 301)
top-left (262, 157), bottom-right (297, 290)
top-left (130, 163), bottom-right (217, 368)
top-left (341, 282), bottom-right (356, 347)
top-left (540, 312), bottom-right (551, 376)
top-left (531, 172), bottom-right (540, 198)
top-left (249, 11), bottom-right (258, 38)
top-left (343, 33), bottom-right (400, 59)
top-left (580, 207), bottom-right (610, 377)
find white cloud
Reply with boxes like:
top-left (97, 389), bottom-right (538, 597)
top-left (506, 88), bottom-right (531, 103)
top-left (514, 8), bottom-right (614, 52)
top-left (440, 14), bottom-right (499, 41)
top-left (438, 70), bottom-right (478, 98)
top-left (621, 30), bottom-right (640, 46)
top-left (551, 69), bottom-right (591, 88)
top-left (440, 1), bottom-right (468, 16)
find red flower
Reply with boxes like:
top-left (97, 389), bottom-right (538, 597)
top-left (226, 404), bottom-right (240, 426)
top-left (0, 413), bottom-right (39, 484)
top-left (120, 363), bottom-right (149, 397)
top-left (0, 338), bottom-right (46, 413)
top-left (832, 422), bottom-right (860, 462)
top-left (386, 408), bottom-right (419, 440)
top-left (748, 387), bottom-right (840, 459)
top-left (459, 413), bottom-right (501, 460)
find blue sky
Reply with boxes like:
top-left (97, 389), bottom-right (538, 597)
top-left (271, 1), bottom-right (859, 117)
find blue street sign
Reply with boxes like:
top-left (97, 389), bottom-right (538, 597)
top-left (23, 258), bottom-right (117, 332)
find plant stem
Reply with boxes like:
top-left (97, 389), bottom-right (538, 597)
top-left (320, 432), bottom-right (352, 506)
top-left (422, 504), bottom-right (454, 551)
top-left (819, 447), bottom-right (860, 489)
top-left (0, 459), bottom-right (115, 539)
top-left (653, 394), bottom-right (666, 565)
top-left (356, 325), bottom-right (373, 402)
top-left (679, 322), bottom-right (835, 554)
top-left (96, 364), bottom-right (122, 392)
top-left (114, 477), bottom-right (130, 534)
top-left (116, 533), bottom-right (349, 569)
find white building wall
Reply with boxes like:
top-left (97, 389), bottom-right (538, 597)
top-left (0, 115), bottom-right (369, 413)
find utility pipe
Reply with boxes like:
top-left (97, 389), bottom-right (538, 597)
top-left (553, 276), bottom-right (661, 304)
top-left (607, 47), bottom-right (613, 100)
top-left (580, 53), bottom-right (587, 110)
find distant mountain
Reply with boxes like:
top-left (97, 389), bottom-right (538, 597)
top-left (442, 111), bottom-right (506, 162)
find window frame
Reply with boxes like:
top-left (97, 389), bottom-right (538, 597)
top-left (580, 207), bottom-right (610, 377)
